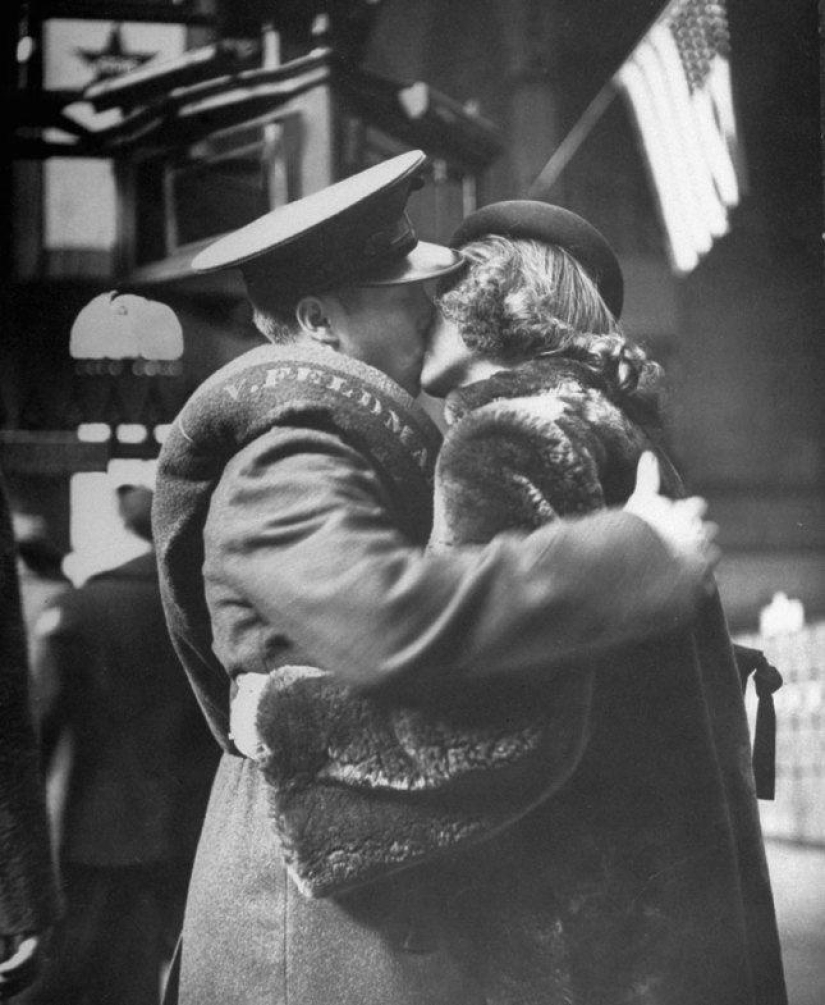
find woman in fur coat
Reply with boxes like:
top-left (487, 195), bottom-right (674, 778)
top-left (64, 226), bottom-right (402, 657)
top-left (409, 201), bottom-right (787, 1005)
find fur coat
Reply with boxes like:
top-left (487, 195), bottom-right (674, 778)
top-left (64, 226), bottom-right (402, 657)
top-left (253, 357), bottom-right (786, 1004)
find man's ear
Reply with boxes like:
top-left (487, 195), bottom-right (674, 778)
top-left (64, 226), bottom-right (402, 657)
top-left (296, 296), bottom-right (337, 347)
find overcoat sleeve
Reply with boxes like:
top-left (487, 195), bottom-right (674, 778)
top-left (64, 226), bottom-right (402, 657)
top-left (206, 424), bottom-right (701, 696)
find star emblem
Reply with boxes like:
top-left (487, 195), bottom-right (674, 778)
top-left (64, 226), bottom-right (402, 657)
top-left (76, 24), bottom-right (156, 84)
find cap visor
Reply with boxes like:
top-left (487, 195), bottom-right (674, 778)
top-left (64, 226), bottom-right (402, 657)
top-left (358, 242), bottom-right (465, 286)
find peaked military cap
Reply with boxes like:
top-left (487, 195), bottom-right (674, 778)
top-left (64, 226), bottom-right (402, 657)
top-left (191, 150), bottom-right (464, 299)
top-left (450, 200), bottom-right (624, 318)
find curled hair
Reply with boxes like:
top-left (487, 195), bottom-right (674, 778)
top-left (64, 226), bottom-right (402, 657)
top-left (438, 236), bottom-right (662, 410)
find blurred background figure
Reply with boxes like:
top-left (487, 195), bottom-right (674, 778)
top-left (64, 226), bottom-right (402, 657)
top-left (15, 535), bottom-right (72, 647)
top-left (0, 472), bottom-right (58, 1001)
top-left (13, 529), bottom-right (75, 878)
top-left (19, 485), bottom-right (219, 1005)
top-left (14, 532), bottom-right (73, 740)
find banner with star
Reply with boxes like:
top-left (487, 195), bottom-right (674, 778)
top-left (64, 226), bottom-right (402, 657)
top-left (43, 19), bottom-right (186, 113)
top-left (41, 19), bottom-right (186, 256)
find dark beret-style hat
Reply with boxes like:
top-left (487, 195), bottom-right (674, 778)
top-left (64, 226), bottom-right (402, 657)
top-left (191, 150), bottom-right (463, 297)
top-left (450, 200), bottom-right (624, 318)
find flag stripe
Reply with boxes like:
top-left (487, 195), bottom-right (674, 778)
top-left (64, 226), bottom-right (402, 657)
top-left (632, 41), bottom-right (715, 254)
top-left (647, 26), bottom-right (728, 238)
top-left (615, 0), bottom-right (742, 274)
top-left (617, 60), bottom-right (700, 273)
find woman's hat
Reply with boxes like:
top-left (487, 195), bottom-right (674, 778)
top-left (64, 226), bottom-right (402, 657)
top-left (191, 150), bottom-right (464, 296)
top-left (450, 200), bottom-right (624, 318)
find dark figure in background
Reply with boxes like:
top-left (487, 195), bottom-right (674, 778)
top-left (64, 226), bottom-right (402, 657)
top-left (22, 485), bottom-right (219, 1005)
top-left (15, 536), bottom-right (72, 649)
top-left (15, 536), bottom-right (73, 740)
top-left (0, 474), bottom-right (58, 1000)
top-left (14, 532), bottom-right (75, 877)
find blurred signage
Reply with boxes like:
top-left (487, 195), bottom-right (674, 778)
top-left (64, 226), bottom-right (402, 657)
top-left (43, 18), bottom-right (186, 95)
top-left (40, 18), bottom-right (186, 267)
top-left (74, 22), bottom-right (157, 83)
top-left (43, 0), bottom-right (201, 15)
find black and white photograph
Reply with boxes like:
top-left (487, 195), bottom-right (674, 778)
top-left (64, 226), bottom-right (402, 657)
top-left (1, 2), bottom-right (822, 1003)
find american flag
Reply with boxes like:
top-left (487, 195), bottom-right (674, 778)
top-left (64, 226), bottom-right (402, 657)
top-left (615, 0), bottom-right (744, 273)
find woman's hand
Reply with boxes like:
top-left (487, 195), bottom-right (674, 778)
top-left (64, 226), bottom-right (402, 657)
top-left (625, 452), bottom-right (720, 588)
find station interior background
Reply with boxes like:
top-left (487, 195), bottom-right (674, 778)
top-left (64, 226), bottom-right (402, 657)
top-left (1, 2), bottom-right (822, 1001)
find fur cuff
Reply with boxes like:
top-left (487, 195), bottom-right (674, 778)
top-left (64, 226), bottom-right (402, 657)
top-left (255, 665), bottom-right (593, 897)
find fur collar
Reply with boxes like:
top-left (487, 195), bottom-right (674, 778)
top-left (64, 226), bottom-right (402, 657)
top-left (444, 356), bottom-right (664, 441)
